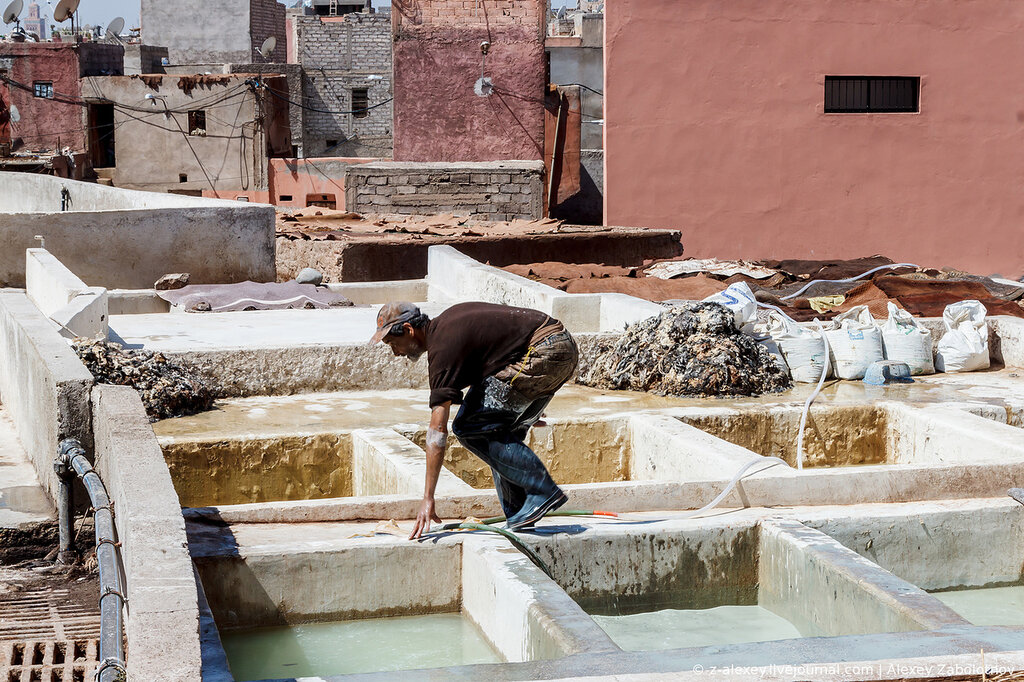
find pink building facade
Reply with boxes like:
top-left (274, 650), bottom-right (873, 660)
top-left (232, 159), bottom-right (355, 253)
top-left (605, 0), bottom-right (1024, 278)
top-left (391, 0), bottom-right (546, 162)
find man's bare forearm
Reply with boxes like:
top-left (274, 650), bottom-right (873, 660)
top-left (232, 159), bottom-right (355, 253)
top-left (423, 403), bottom-right (451, 500)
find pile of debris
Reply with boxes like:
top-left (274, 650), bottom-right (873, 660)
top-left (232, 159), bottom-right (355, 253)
top-left (73, 340), bottom-right (215, 422)
top-left (578, 303), bottom-right (791, 397)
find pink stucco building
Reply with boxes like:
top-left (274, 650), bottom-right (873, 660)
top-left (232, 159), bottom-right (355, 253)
top-left (604, 0), bottom-right (1024, 278)
top-left (391, 0), bottom-right (546, 162)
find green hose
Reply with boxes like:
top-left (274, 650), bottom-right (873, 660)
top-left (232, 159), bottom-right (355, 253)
top-left (426, 510), bottom-right (618, 579)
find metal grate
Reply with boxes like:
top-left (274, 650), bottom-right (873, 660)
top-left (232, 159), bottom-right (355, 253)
top-left (0, 590), bottom-right (100, 642)
top-left (824, 76), bottom-right (919, 113)
top-left (0, 639), bottom-right (98, 682)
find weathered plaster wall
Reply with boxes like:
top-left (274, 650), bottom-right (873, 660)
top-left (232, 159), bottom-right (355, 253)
top-left (123, 44), bottom-right (169, 76)
top-left (0, 173), bottom-right (275, 288)
top-left (392, 0), bottom-right (546, 162)
top-left (83, 74), bottom-right (285, 194)
top-left (605, 0), bottom-right (1024, 278)
top-left (0, 43), bottom-right (108, 153)
top-left (141, 0), bottom-right (251, 65)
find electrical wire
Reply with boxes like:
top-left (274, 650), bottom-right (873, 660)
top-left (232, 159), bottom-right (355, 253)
top-left (258, 79), bottom-right (393, 116)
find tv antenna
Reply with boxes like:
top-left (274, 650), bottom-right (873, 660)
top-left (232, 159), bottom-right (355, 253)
top-left (52, 0), bottom-right (80, 36)
top-left (2, 0), bottom-right (23, 32)
top-left (104, 15), bottom-right (124, 43)
top-left (256, 36), bottom-right (276, 61)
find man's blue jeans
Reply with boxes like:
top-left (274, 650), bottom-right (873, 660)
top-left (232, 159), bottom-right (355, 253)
top-left (451, 381), bottom-right (558, 519)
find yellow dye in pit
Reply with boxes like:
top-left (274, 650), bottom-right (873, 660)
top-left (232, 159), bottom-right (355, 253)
top-left (931, 586), bottom-right (1024, 626)
top-left (591, 605), bottom-right (805, 651)
top-left (220, 613), bottom-right (501, 680)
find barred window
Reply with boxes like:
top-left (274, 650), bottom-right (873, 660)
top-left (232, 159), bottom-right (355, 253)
top-left (33, 81), bottom-right (53, 98)
top-left (825, 76), bottom-right (919, 113)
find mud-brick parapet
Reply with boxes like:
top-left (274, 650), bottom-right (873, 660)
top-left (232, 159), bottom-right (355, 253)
top-left (345, 161), bottom-right (545, 222)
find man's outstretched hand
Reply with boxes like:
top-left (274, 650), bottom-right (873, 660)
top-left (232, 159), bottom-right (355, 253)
top-left (409, 497), bottom-right (442, 540)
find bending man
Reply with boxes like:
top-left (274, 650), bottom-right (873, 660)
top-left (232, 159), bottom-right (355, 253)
top-left (370, 301), bottom-right (579, 539)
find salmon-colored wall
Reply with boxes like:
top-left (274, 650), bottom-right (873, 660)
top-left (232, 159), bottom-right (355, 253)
top-left (605, 0), bottom-right (1024, 278)
top-left (391, 0), bottom-right (546, 162)
top-left (205, 157), bottom-right (378, 208)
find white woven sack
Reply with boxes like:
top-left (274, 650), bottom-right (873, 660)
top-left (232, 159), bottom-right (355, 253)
top-left (935, 300), bottom-right (990, 373)
top-left (767, 313), bottom-right (831, 383)
top-left (704, 282), bottom-right (758, 333)
top-left (824, 305), bottom-right (884, 380)
top-left (880, 302), bottom-right (934, 375)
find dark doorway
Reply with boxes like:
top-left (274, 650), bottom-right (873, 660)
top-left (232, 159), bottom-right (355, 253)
top-left (88, 103), bottom-right (116, 169)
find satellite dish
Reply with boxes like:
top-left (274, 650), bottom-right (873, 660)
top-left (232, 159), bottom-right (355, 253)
top-left (105, 16), bottom-right (124, 40)
top-left (2, 0), bottom-right (23, 24)
top-left (53, 0), bottom-right (79, 23)
top-left (257, 36), bottom-right (276, 59)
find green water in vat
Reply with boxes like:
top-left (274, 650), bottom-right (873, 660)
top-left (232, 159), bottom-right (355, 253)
top-left (592, 604), bottom-right (804, 651)
top-left (220, 612), bottom-right (501, 680)
top-left (931, 585), bottom-right (1024, 626)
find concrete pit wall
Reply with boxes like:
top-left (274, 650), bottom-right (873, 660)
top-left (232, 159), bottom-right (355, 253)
top-left (26, 249), bottom-right (108, 339)
top-left (535, 520), bottom-right (761, 613)
top-left (0, 174), bottom-right (275, 289)
top-left (0, 291), bottom-right (93, 506)
top-left (427, 245), bottom-right (663, 333)
top-left (759, 519), bottom-right (968, 637)
top-left (805, 499), bottom-right (1024, 592)
top-left (345, 161), bottom-right (545, 221)
top-left (406, 418), bottom-right (631, 490)
top-left (195, 540), bottom-right (463, 629)
top-left (161, 432), bottom-right (355, 508)
top-left (91, 385), bottom-right (201, 682)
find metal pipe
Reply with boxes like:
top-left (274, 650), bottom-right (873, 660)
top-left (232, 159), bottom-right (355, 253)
top-left (56, 438), bottom-right (127, 682)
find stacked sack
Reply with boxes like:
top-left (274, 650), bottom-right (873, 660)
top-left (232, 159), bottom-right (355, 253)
top-left (762, 300), bottom-right (989, 383)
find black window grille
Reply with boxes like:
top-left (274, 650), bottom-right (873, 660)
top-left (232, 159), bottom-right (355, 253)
top-left (825, 76), bottom-right (919, 113)
top-left (352, 88), bottom-right (369, 118)
top-left (33, 81), bottom-right (53, 98)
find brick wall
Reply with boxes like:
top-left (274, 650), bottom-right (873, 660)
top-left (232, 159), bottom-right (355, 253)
top-left (250, 0), bottom-right (288, 63)
top-left (345, 161), bottom-right (544, 221)
top-left (293, 12), bottom-right (392, 157)
top-left (392, 0), bottom-right (546, 162)
top-left (394, 0), bottom-right (543, 30)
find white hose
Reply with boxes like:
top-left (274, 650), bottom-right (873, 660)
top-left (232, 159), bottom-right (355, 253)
top-left (794, 320), bottom-right (830, 470)
top-left (779, 263), bottom-right (919, 301)
top-left (671, 262), bottom-right (920, 516)
top-left (680, 457), bottom-right (787, 519)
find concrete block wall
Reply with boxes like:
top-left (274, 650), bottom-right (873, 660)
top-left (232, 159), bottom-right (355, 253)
top-left (345, 161), bottom-right (545, 221)
top-left (292, 13), bottom-right (393, 156)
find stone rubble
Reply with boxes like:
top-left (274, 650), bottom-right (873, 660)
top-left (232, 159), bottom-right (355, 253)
top-left (73, 340), bottom-right (215, 422)
top-left (577, 302), bottom-right (792, 397)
